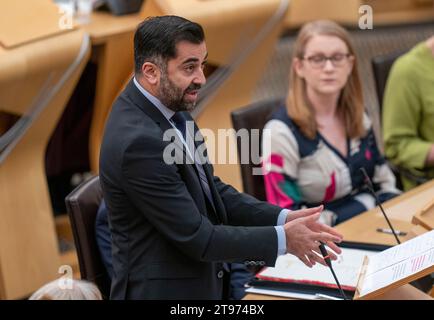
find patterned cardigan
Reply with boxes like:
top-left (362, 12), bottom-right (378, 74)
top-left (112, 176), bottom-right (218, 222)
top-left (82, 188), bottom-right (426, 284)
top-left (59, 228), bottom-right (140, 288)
top-left (261, 106), bottom-right (400, 226)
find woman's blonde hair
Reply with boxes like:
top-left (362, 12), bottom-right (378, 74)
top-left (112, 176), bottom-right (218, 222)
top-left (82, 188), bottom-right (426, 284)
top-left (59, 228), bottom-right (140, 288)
top-left (29, 279), bottom-right (102, 300)
top-left (287, 20), bottom-right (365, 139)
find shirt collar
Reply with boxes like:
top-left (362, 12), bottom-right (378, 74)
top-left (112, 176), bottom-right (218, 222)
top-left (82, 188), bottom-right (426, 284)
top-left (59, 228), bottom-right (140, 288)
top-left (133, 77), bottom-right (175, 121)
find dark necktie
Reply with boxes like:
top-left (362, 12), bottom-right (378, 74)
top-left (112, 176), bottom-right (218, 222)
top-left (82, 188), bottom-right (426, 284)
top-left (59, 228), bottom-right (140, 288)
top-left (171, 113), bottom-right (228, 273)
top-left (170, 112), bottom-right (215, 211)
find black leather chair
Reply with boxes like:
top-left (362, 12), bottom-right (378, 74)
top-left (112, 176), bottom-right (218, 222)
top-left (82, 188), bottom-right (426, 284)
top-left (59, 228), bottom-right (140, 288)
top-left (371, 49), bottom-right (407, 115)
top-left (65, 175), bottom-right (111, 299)
top-left (372, 50), bottom-right (428, 188)
top-left (230, 98), bottom-right (284, 201)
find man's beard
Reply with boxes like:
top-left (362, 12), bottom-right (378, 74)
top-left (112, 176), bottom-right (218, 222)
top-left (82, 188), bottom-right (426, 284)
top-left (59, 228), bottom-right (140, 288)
top-left (158, 72), bottom-right (201, 112)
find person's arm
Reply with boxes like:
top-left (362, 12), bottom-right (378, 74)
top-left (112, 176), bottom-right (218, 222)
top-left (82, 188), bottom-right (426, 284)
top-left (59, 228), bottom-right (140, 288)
top-left (212, 175), bottom-right (282, 227)
top-left (283, 210), bottom-right (343, 268)
top-left (122, 134), bottom-right (343, 268)
top-left (121, 135), bottom-right (279, 265)
top-left (383, 59), bottom-right (432, 171)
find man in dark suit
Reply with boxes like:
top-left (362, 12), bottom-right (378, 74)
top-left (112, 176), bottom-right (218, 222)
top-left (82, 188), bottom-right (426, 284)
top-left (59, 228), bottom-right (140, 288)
top-left (95, 199), bottom-right (255, 299)
top-left (99, 15), bottom-right (343, 300)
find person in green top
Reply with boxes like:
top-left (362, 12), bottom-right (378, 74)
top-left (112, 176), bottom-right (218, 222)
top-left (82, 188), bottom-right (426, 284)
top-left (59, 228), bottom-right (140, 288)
top-left (383, 36), bottom-right (434, 191)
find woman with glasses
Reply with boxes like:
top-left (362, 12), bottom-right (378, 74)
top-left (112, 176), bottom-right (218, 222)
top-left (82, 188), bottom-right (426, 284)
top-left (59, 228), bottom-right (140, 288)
top-left (262, 20), bottom-right (400, 226)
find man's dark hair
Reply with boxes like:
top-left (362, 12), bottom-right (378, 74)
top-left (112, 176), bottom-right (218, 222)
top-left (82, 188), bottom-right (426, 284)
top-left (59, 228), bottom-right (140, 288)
top-left (134, 15), bottom-right (205, 74)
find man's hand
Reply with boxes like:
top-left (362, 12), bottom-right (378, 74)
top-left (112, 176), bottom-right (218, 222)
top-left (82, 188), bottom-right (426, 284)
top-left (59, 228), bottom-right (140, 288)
top-left (284, 209), bottom-right (343, 268)
top-left (285, 205), bottom-right (326, 223)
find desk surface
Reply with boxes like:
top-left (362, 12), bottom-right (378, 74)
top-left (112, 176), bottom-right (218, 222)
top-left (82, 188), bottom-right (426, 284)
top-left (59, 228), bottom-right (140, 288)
top-left (335, 178), bottom-right (434, 246)
top-left (245, 179), bottom-right (434, 300)
top-left (82, 11), bottom-right (142, 45)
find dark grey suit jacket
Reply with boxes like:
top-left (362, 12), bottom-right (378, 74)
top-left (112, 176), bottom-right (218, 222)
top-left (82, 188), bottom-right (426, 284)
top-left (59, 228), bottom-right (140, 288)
top-left (99, 80), bottom-right (282, 299)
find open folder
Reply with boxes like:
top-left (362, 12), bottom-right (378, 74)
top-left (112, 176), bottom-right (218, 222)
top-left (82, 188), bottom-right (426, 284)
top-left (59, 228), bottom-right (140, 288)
top-left (354, 229), bottom-right (434, 300)
top-left (251, 242), bottom-right (389, 298)
top-left (251, 232), bottom-right (434, 300)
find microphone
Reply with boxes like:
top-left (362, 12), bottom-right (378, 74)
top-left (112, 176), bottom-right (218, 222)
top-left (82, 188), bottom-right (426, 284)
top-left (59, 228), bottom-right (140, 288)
top-left (359, 167), bottom-right (401, 244)
top-left (318, 242), bottom-right (348, 300)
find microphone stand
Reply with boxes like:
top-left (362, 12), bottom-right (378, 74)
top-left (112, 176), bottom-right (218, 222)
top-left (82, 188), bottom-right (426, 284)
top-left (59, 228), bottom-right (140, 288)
top-left (359, 168), bottom-right (401, 244)
top-left (318, 242), bottom-right (348, 300)
top-left (315, 168), bottom-right (402, 300)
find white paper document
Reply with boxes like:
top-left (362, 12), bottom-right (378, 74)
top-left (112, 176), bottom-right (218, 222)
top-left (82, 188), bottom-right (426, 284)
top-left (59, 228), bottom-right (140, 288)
top-left (358, 230), bottom-right (434, 298)
top-left (257, 247), bottom-right (378, 290)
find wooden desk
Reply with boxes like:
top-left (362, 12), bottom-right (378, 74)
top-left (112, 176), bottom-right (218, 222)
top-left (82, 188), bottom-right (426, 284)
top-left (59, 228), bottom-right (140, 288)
top-left (0, 31), bottom-right (90, 300)
top-left (335, 178), bottom-right (434, 246)
top-left (81, 11), bottom-right (142, 173)
top-left (245, 179), bottom-right (434, 300)
top-left (83, 11), bottom-right (142, 45)
top-left (284, 0), bottom-right (434, 29)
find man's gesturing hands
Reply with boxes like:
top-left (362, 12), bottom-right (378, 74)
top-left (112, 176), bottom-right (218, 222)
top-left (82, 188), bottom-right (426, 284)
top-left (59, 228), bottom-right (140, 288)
top-left (284, 205), bottom-right (343, 268)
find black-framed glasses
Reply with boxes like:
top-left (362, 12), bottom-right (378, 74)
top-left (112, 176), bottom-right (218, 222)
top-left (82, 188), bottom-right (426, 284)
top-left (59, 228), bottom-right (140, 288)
top-left (302, 53), bottom-right (352, 69)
